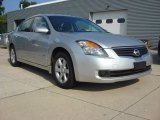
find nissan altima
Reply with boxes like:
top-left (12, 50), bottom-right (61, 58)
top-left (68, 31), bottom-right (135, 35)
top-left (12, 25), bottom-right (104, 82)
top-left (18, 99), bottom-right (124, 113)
top-left (8, 14), bottom-right (152, 88)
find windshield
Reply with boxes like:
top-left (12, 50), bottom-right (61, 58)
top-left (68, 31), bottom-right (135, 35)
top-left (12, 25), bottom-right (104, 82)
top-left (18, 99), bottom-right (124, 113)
top-left (48, 16), bottom-right (107, 33)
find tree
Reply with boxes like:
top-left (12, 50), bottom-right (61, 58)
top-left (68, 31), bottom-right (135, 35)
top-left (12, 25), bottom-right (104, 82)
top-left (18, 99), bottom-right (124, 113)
top-left (0, 1), bottom-right (2, 6)
top-left (0, 15), bottom-right (7, 33)
top-left (0, 0), bottom-right (7, 33)
top-left (0, 6), bottom-right (5, 15)
top-left (30, 1), bottom-right (37, 5)
top-left (0, 0), bottom-right (5, 15)
top-left (19, 0), bottom-right (30, 9)
top-left (0, 0), bottom-right (3, 7)
top-left (19, 0), bottom-right (37, 9)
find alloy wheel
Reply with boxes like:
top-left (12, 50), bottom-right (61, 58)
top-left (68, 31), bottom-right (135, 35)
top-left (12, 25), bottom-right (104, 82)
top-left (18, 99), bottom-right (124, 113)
top-left (10, 48), bottom-right (16, 64)
top-left (55, 58), bottom-right (69, 84)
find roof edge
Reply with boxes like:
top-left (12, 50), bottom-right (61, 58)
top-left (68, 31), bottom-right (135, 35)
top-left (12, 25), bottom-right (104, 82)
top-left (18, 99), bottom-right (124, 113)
top-left (26, 0), bottom-right (69, 9)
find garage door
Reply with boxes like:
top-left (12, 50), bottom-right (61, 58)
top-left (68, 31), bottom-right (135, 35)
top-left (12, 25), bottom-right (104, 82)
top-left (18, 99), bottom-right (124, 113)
top-left (92, 10), bottom-right (127, 35)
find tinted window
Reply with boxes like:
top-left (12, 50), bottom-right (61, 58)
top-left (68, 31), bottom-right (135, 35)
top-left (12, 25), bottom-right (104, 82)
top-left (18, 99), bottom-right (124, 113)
top-left (32, 17), bottom-right (49, 32)
top-left (117, 18), bottom-right (125, 23)
top-left (106, 19), bottom-right (113, 24)
top-left (48, 16), bottom-right (107, 33)
top-left (18, 18), bottom-right (33, 32)
top-left (95, 20), bottom-right (102, 24)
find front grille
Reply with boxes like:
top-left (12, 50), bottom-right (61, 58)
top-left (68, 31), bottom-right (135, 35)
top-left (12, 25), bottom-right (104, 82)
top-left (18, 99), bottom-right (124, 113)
top-left (113, 46), bottom-right (148, 57)
top-left (99, 66), bottom-right (151, 77)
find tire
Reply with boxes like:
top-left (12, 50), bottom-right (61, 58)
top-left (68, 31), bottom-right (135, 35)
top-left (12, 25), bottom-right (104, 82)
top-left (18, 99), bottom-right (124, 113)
top-left (9, 46), bottom-right (21, 67)
top-left (52, 52), bottom-right (75, 89)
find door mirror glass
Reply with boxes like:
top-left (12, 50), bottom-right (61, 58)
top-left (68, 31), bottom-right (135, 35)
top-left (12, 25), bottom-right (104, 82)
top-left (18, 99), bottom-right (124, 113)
top-left (35, 26), bottom-right (49, 33)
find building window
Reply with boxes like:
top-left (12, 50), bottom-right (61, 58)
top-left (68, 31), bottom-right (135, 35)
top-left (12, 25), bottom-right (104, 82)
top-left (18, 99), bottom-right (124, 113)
top-left (14, 19), bottom-right (25, 26)
top-left (117, 18), bottom-right (125, 23)
top-left (106, 19), bottom-right (113, 24)
top-left (96, 20), bottom-right (102, 24)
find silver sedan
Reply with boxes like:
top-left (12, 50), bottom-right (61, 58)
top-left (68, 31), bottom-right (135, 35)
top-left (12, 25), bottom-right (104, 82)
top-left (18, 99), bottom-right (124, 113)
top-left (8, 14), bottom-right (152, 88)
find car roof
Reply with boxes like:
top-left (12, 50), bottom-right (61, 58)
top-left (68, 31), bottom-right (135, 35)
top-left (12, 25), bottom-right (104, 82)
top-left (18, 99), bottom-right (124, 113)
top-left (28, 14), bottom-right (84, 20)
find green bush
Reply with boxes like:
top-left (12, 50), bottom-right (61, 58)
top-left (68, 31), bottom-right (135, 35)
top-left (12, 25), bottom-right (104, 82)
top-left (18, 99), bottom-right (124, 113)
top-left (0, 15), bottom-right (7, 34)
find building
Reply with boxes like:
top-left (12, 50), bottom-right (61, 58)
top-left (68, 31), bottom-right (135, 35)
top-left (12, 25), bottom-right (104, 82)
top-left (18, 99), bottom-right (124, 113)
top-left (7, 0), bottom-right (160, 48)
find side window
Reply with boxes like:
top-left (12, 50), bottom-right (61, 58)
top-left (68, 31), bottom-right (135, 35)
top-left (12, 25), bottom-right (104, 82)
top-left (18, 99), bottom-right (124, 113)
top-left (106, 19), bottom-right (113, 24)
top-left (95, 20), bottom-right (102, 24)
top-left (32, 17), bottom-right (49, 32)
top-left (117, 18), bottom-right (125, 23)
top-left (18, 18), bottom-right (33, 32)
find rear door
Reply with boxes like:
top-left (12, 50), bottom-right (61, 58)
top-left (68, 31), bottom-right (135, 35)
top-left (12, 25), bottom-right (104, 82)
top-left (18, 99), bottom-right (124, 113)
top-left (13, 18), bottom-right (34, 60)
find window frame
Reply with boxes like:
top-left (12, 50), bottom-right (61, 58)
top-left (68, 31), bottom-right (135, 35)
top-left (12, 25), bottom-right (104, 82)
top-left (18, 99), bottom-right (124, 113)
top-left (17, 18), bottom-right (34, 32)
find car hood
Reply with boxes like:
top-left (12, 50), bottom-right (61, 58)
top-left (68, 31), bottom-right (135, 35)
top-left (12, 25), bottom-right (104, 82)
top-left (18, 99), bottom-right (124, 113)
top-left (60, 32), bottom-right (144, 48)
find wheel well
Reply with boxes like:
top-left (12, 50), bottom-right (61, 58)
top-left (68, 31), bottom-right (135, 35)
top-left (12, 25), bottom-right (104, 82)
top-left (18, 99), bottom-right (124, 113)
top-left (51, 47), bottom-right (76, 81)
top-left (51, 47), bottom-right (72, 63)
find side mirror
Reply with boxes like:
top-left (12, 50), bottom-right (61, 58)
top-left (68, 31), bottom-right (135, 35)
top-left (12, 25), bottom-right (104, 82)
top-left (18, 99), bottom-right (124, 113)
top-left (35, 26), bottom-right (49, 34)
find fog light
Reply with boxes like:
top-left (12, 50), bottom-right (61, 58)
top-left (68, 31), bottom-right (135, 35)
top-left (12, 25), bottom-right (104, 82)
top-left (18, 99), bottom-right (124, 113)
top-left (99, 70), bottom-right (110, 77)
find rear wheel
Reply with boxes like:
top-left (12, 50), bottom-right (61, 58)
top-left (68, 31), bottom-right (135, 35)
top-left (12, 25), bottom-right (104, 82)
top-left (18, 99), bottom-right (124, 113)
top-left (52, 52), bottom-right (75, 89)
top-left (9, 46), bottom-right (20, 67)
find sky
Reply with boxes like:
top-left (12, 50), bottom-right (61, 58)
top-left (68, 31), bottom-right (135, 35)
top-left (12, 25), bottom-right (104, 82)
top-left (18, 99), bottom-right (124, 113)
top-left (3, 0), bottom-right (54, 13)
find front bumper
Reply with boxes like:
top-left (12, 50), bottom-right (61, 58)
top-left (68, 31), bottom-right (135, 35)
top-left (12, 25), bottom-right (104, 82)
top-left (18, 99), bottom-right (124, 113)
top-left (74, 49), bottom-right (152, 83)
top-left (95, 69), bottom-right (151, 83)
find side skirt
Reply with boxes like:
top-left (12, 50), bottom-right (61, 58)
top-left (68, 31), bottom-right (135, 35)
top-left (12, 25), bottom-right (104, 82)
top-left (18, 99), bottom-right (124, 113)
top-left (18, 58), bottom-right (52, 74)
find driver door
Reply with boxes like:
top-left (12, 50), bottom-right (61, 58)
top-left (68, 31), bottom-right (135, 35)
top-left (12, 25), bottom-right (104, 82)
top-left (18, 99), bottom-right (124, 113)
top-left (27, 17), bottom-right (50, 66)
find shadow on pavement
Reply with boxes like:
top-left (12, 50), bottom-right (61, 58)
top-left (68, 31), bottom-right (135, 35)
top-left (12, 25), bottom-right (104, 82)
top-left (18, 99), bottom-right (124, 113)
top-left (74, 79), bottom-right (139, 91)
top-left (0, 46), bottom-right (7, 49)
top-left (22, 64), bottom-right (56, 83)
top-left (7, 59), bottom-right (56, 85)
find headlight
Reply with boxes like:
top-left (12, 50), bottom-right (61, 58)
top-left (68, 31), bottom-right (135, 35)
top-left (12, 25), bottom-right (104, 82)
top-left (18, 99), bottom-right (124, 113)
top-left (77, 40), bottom-right (108, 57)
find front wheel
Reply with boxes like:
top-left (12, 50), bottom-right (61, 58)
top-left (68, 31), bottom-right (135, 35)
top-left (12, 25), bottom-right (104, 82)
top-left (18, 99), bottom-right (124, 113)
top-left (52, 52), bottom-right (75, 89)
top-left (9, 46), bottom-right (21, 67)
